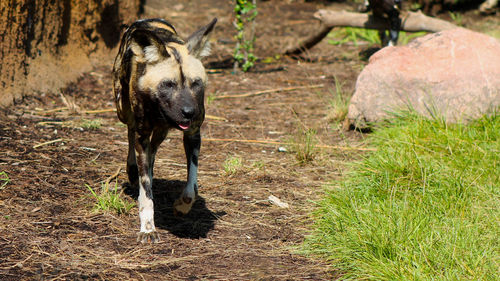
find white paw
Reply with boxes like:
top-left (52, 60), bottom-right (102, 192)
top-left (173, 196), bottom-right (195, 215)
top-left (137, 230), bottom-right (160, 243)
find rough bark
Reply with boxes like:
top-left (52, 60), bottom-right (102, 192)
top-left (284, 10), bottom-right (459, 56)
top-left (0, 0), bottom-right (142, 107)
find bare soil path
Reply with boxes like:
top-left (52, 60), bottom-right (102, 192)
top-left (1, 1), bottom-right (497, 280)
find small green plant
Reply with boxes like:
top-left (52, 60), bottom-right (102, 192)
top-left (114, 122), bottom-right (127, 128)
top-left (206, 91), bottom-right (217, 107)
top-left (86, 181), bottom-right (135, 214)
top-left (289, 127), bottom-right (318, 164)
top-left (252, 160), bottom-right (265, 170)
top-left (261, 54), bottom-right (281, 64)
top-left (398, 31), bottom-right (427, 45)
top-left (80, 119), bottom-right (102, 130)
top-left (409, 2), bottom-right (423, 11)
top-left (233, 0), bottom-right (258, 72)
top-left (0, 171), bottom-right (10, 190)
top-left (327, 77), bottom-right (350, 124)
top-left (449, 11), bottom-right (463, 26)
top-left (223, 155), bottom-right (243, 175)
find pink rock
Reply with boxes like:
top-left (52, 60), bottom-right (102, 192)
top-left (347, 28), bottom-right (500, 128)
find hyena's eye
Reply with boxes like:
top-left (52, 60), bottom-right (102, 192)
top-left (159, 80), bottom-right (177, 90)
top-left (191, 79), bottom-right (203, 89)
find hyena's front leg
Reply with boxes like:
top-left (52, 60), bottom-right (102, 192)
top-left (174, 130), bottom-right (201, 215)
top-left (134, 132), bottom-right (160, 243)
top-left (149, 128), bottom-right (168, 179)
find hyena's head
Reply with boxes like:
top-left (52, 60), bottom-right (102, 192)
top-left (126, 18), bottom-right (217, 130)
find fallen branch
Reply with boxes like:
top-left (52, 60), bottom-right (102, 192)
top-left (284, 10), bottom-right (460, 56)
top-left (203, 137), bottom-right (376, 151)
top-left (316, 9), bottom-right (458, 32)
top-left (33, 138), bottom-right (64, 149)
top-left (215, 84), bottom-right (324, 99)
top-left (284, 24), bottom-right (334, 57)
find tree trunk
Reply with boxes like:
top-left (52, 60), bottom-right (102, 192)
top-left (0, 0), bottom-right (143, 107)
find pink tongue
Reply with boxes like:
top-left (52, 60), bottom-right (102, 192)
top-left (179, 124), bottom-right (189, 130)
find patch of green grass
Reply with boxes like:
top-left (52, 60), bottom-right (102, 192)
top-left (288, 127), bottom-right (319, 164)
top-left (114, 122), bottom-right (127, 128)
top-left (223, 155), bottom-right (244, 176)
top-left (80, 119), bottom-right (102, 130)
top-left (328, 27), bottom-right (426, 47)
top-left (252, 160), bottom-right (265, 170)
top-left (206, 92), bottom-right (217, 107)
top-left (86, 181), bottom-right (135, 214)
top-left (328, 27), bottom-right (380, 46)
top-left (327, 77), bottom-right (350, 125)
top-left (0, 171), bottom-right (10, 189)
top-left (0, 171), bottom-right (10, 190)
top-left (449, 11), bottom-right (464, 26)
top-left (304, 111), bottom-right (500, 280)
top-left (398, 31), bottom-right (427, 45)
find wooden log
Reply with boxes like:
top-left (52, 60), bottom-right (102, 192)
top-left (284, 10), bottom-right (460, 56)
top-left (316, 10), bottom-right (458, 32)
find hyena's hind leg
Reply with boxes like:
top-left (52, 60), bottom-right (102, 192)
top-left (387, 9), bottom-right (401, 46)
top-left (127, 125), bottom-right (139, 186)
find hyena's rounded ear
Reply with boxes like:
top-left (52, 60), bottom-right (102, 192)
top-left (128, 31), bottom-right (169, 63)
top-left (186, 18), bottom-right (217, 59)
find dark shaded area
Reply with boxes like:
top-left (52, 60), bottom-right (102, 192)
top-left (138, 0), bottom-right (146, 15)
top-left (416, 0), bottom-right (487, 15)
top-left (205, 57), bottom-right (234, 69)
top-left (123, 179), bottom-right (221, 239)
top-left (359, 46), bottom-right (382, 60)
top-left (56, 0), bottom-right (72, 47)
top-left (22, 1), bottom-right (37, 58)
top-left (97, 0), bottom-right (122, 48)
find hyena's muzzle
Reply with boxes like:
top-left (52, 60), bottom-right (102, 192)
top-left (112, 18), bottom-right (217, 243)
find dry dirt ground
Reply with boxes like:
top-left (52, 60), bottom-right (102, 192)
top-left (1, 1), bottom-right (498, 280)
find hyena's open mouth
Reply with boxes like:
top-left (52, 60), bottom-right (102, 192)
top-left (178, 121), bottom-right (191, 130)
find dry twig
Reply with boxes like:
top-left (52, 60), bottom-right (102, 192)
top-left (104, 167), bottom-right (122, 191)
top-left (214, 84), bottom-right (324, 99)
top-left (84, 108), bottom-right (116, 114)
top-left (33, 138), bottom-right (65, 149)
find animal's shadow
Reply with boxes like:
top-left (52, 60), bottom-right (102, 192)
top-left (123, 179), bottom-right (221, 239)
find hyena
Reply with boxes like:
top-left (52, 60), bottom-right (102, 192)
top-left (112, 18), bottom-right (217, 243)
top-left (361, 0), bottom-right (402, 46)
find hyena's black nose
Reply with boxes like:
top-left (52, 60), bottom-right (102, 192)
top-left (182, 106), bottom-right (195, 119)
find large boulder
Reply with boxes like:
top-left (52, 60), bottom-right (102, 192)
top-left (347, 28), bottom-right (500, 128)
